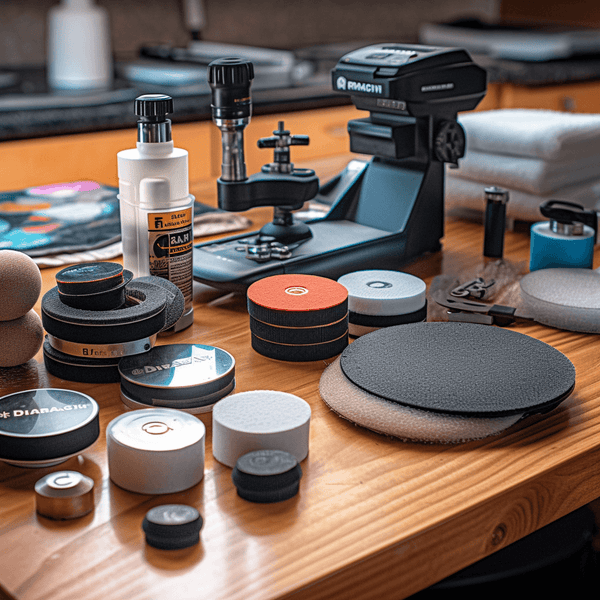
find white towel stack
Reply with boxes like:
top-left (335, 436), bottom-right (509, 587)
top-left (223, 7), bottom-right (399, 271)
top-left (446, 109), bottom-right (600, 221)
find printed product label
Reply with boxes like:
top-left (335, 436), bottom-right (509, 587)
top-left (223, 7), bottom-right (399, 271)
top-left (148, 208), bottom-right (193, 307)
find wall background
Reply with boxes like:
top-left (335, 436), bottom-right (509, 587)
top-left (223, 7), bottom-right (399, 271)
top-left (0, 0), bottom-right (499, 66)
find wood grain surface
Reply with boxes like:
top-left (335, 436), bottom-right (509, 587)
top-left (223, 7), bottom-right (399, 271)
top-left (1, 156), bottom-right (600, 600)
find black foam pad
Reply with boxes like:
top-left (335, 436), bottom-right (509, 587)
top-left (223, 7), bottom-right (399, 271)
top-left (133, 276), bottom-right (185, 331)
top-left (251, 331), bottom-right (348, 362)
top-left (43, 339), bottom-right (122, 384)
top-left (41, 280), bottom-right (167, 344)
top-left (340, 322), bottom-right (575, 417)
top-left (249, 315), bottom-right (348, 345)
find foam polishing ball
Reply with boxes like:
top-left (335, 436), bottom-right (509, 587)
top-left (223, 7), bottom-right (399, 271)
top-left (0, 310), bottom-right (44, 367)
top-left (0, 250), bottom-right (42, 321)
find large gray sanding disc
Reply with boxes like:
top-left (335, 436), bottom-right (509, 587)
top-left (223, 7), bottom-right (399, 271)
top-left (340, 322), bottom-right (575, 417)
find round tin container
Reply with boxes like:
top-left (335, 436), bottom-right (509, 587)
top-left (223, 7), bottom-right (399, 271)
top-left (0, 389), bottom-right (100, 467)
top-left (106, 408), bottom-right (205, 494)
top-left (118, 344), bottom-right (235, 412)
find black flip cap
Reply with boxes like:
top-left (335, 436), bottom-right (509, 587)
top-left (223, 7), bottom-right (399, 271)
top-left (142, 504), bottom-right (203, 550)
top-left (208, 58), bottom-right (254, 120)
top-left (232, 450), bottom-right (302, 503)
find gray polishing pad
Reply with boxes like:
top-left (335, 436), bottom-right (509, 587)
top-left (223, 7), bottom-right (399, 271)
top-left (340, 322), bottom-right (575, 417)
top-left (520, 268), bottom-right (600, 333)
top-left (320, 357), bottom-right (522, 443)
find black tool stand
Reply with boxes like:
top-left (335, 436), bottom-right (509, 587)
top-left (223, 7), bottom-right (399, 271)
top-left (194, 45), bottom-right (487, 291)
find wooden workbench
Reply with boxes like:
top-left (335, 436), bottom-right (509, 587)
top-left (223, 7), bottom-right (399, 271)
top-left (1, 155), bottom-right (600, 600)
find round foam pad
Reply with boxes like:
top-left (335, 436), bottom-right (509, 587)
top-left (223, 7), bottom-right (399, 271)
top-left (58, 270), bottom-right (132, 311)
top-left (320, 357), bottom-right (523, 443)
top-left (338, 270), bottom-right (426, 316)
top-left (133, 276), bottom-right (185, 331)
top-left (520, 268), bottom-right (600, 333)
top-left (43, 338), bottom-right (123, 383)
top-left (0, 310), bottom-right (44, 367)
top-left (142, 505), bottom-right (203, 550)
top-left (212, 390), bottom-right (311, 468)
top-left (250, 331), bottom-right (348, 362)
top-left (56, 262), bottom-right (124, 295)
top-left (232, 450), bottom-right (303, 503)
top-left (247, 274), bottom-right (348, 327)
top-left (41, 280), bottom-right (167, 344)
top-left (249, 315), bottom-right (348, 345)
top-left (0, 250), bottom-right (42, 321)
top-left (340, 322), bottom-right (575, 417)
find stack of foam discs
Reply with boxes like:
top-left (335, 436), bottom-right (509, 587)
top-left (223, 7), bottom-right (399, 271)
top-left (319, 322), bottom-right (575, 444)
top-left (247, 274), bottom-right (348, 361)
top-left (42, 275), bottom-right (184, 383)
top-left (337, 270), bottom-right (427, 337)
top-left (55, 262), bottom-right (132, 311)
top-left (118, 344), bottom-right (235, 413)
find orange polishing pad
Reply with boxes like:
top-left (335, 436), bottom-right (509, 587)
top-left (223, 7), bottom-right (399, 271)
top-left (247, 275), bottom-right (348, 327)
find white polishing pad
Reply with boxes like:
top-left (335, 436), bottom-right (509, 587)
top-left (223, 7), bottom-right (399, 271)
top-left (320, 357), bottom-right (522, 444)
top-left (520, 268), bottom-right (600, 333)
top-left (338, 270), bottom-right (426, 316)
top-left (212, 390), bottom-right (311, 467)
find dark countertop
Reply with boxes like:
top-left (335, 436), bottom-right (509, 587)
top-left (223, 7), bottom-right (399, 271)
top-left (0, 67), bottom-right (347, 142)
top-left (3, 51), bottom-right (600, 143)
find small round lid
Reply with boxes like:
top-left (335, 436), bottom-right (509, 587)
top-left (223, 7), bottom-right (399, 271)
top-left (142, 504), bottom-right (203, 550)
top-left (0, 389), bottom-right (99, 466)
top-left (118, 344), bottom-right (235, 408)
top-left (232, 450), bottom-right (302, 503)
top-left (35, 470), bottom-right (95, 520)
top-left (107, 408), bottom-right (205, 453)
top-left (56, 262), bottom-right (124, 295)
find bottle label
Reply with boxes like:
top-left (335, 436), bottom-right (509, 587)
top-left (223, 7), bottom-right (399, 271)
top-left (147, 208), bottom-right (193, 307)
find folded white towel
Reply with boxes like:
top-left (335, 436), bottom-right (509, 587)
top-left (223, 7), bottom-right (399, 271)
top-left (459, 109), bottom-right (600, 161)
top-left (445, 173), bottom-right (600, 222)
top-left (451, 149), bottom-right (600, 195)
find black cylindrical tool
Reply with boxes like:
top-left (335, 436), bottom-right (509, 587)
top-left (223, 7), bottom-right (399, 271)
top-left (483, 186), bottom-right (510, 259)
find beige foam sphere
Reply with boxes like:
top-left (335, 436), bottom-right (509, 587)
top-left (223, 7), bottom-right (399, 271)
top-left (0, 310), bottom-right (44, 367)
top-left (0, 250), bottom-right (42, 321)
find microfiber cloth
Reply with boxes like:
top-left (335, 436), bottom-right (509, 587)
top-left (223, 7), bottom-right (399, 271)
top-left (458, 109), bottom-right (600, 161)
top-left (445, 173), bottom-right (600, 222)
top-left (449, 149), bottom-right (600, 196)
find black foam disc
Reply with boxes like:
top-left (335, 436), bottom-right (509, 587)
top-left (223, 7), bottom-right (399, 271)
top-left (142, 504), bottom-right (203, 550)
top-left (340, 322), bottom-right (575, 417)
top-left (251, 331), bottom-right (348, 362)
top-left (249, 315), bottom-right (348, 345)
top-left (56, 262), bottom-right (124, 295)
top-left (231, 450), bottom-right (302, 503)
top-left (43, 339), bottom-right (123, 384)
top-left (41, 280), bottom-right (167, 344)
top-left (58, 270), bottom-right (132, 311)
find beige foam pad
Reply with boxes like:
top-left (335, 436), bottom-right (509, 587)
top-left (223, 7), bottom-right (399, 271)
top-left (520, 268), bottom-right (600, 333)
top-left (319, 357), bottom-right (522, 444)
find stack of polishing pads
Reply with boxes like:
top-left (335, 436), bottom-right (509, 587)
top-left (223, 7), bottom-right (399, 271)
top-left (337, 269), bottom-right (427, 337)
top-left (320, 322), bottom-right (575, 443)
top-left (0, 250), bottom-right (44, 367)
top-left (247, 274), bottom-right (349, 361)
top-left (42, 262), bottom-right (185, 383)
